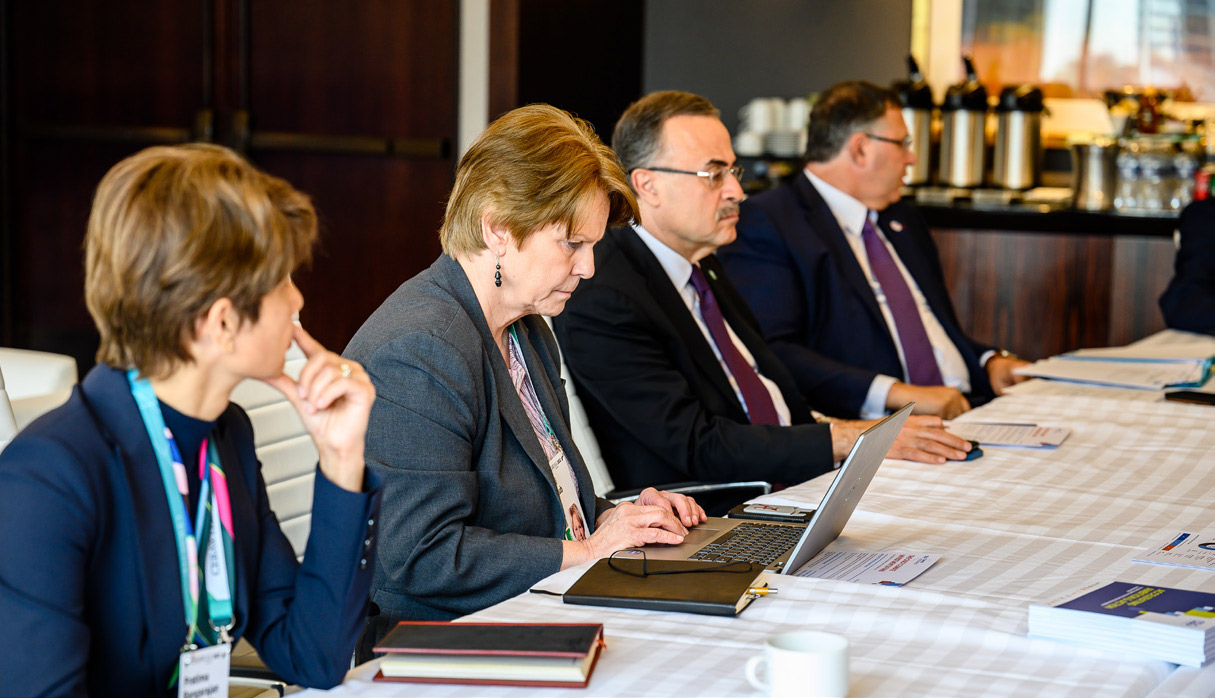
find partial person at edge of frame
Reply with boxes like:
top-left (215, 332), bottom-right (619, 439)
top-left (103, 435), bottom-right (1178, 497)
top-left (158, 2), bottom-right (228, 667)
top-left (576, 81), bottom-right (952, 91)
top-left (1160, 196), bottom-right (1215, 335)
top-left (0, 143), bottom-right (382, 695)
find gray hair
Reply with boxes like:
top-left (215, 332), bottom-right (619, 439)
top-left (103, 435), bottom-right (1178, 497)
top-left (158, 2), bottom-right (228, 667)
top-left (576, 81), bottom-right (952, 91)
top-left (612, 91), bottom-right (720, 180)
top-left (803, 81), bottom-right (903, 163)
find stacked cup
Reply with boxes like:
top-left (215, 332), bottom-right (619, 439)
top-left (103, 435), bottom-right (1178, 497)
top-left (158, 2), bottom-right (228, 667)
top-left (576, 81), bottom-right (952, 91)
top-left (736, 97), bottom-right (811, 158)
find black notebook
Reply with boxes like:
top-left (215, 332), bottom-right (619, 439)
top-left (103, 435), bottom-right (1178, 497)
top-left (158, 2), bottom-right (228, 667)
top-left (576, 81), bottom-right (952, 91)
top-left (563, 558), bottom-right (766, 616)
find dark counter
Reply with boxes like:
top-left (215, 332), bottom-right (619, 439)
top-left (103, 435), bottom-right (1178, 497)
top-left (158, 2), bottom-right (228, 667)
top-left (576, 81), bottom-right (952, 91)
top-left (917, 202), bottom-right (1180, 237)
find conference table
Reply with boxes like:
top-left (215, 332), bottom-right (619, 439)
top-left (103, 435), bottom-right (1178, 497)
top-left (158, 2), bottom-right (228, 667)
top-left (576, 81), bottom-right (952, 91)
top-left (309, 331), bottom-right (1215, 697)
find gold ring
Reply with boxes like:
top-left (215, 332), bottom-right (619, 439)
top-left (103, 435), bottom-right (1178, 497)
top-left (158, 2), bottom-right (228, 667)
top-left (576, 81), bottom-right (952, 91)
top-left (340, 362), bottom-right (352, 379)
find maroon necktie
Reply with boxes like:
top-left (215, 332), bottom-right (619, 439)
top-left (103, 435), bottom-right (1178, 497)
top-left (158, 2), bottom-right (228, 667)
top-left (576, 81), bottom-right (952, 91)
top-left (860, 217), bottom-right (945, 386)
top-left (688, 265), bottom-right (781, 425)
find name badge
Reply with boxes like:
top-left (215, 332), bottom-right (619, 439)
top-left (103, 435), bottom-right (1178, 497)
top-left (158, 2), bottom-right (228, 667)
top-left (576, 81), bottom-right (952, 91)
top-left (178, 643), bottom-right (229, 698)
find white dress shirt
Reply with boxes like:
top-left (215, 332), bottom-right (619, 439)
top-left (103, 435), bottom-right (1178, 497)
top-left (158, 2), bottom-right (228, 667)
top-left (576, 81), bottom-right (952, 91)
top-left (633, 224), bottom-right (792, 426)
top-left (803, 170), bottom-right (983, 419)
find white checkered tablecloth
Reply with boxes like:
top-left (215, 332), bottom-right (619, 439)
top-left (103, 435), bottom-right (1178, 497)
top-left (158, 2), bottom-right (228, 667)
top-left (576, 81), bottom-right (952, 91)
top-left (308, 333), bottom-right (1215, 698)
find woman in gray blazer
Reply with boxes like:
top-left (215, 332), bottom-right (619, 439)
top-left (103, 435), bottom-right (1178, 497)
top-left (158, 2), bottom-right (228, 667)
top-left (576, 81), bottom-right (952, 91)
top-left (345, 105), bottom-right (706, 644)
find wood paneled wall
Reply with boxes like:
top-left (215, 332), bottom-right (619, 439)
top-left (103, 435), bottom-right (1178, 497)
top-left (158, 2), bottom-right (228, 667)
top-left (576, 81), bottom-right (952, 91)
top-left (933, 228), bottom-right (1176, 360)
top-left (1, 0), bottom-right (457, 369)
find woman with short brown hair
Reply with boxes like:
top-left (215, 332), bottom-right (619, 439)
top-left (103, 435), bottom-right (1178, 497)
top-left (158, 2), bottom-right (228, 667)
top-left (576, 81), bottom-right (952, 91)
top-left (0, 143), bottom-right (381, 695)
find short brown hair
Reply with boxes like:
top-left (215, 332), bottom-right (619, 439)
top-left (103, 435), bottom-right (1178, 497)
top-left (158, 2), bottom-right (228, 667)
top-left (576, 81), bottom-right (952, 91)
top-left (85, 143), bottom-right (317, 378)
top-left (440, 104), bottom-right (637, 256)
top-left (612, 91), bottom-right (720, 176)
top-left (804, 81), bottom-right (903, 163)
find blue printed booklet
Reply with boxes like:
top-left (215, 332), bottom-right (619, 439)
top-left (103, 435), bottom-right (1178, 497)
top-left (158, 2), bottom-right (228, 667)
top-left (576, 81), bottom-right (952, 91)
top-left (1028, 581), bottom-right (1215, 667)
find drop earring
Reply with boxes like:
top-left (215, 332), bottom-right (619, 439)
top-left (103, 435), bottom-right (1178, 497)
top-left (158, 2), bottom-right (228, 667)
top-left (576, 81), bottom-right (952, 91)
top-left (494, 256), bottom-right (502, 288)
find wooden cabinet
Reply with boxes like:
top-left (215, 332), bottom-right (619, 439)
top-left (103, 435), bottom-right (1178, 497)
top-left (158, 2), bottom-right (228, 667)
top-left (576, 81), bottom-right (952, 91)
top-left (2, 0), bottom-right (457, 367)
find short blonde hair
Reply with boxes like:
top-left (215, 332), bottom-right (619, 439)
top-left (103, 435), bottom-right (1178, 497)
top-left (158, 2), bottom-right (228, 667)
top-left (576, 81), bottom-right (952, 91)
top-left (85, 143), bottom-right (317, 378)
top-left (440, 104), bottom-right (637, 256)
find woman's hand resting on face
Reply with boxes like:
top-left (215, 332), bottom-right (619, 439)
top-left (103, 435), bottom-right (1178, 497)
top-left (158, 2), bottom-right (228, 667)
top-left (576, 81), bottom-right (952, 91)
top-left (263, 324), bottom-right (375, 492)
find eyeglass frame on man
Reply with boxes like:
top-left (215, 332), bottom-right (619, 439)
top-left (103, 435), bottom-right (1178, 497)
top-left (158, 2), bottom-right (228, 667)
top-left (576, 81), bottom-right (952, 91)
top-left (634, 164), bottom-right (745, 189)
top-left (862, 132), bottom-right (913, 150)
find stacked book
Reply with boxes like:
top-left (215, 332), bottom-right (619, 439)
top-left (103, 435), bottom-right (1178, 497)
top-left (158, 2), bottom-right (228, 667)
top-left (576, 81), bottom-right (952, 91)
top-left (373, 621), bottom-right (604, 687)
top-left (1028, 581), bottom-right (1215, 667)
top-left (1014, 343), bottom-right (1214, 390)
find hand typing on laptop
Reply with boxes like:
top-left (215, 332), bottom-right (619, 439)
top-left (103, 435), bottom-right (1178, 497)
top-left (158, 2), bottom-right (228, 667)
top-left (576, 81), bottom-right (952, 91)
top-left (635, 486), bottom-right (709, 528)
top-left (562, 488), bottom-right (707, 567)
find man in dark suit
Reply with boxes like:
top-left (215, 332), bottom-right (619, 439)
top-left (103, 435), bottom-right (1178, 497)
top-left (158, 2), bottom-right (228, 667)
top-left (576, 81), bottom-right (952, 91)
top-left (1159, 197), bottom-right (1215, 335)
top-left (553, 91), bottom-right (972, 494)
top-left (719, 81), bottom-right (1028, 421)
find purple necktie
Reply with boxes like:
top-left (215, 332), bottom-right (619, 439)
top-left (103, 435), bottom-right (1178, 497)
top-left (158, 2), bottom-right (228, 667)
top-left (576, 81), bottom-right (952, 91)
top-left (689, 265), bottom-right (780, 425)
top-left (861, 217), bottom-right (944, 386)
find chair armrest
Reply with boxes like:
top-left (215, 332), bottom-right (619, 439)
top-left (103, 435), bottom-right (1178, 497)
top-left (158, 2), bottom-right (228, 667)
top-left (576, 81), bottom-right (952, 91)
top-left (606, 481), bottom-right (772, 503)
top-left (230, 639), bottom-right (290, 696)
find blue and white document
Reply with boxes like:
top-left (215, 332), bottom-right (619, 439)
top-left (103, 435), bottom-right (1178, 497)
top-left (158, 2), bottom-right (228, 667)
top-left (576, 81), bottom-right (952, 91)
top-left (792, 551), bottom-right (940, 586)
top-left (1132, 531), bottom-right (1215, 572)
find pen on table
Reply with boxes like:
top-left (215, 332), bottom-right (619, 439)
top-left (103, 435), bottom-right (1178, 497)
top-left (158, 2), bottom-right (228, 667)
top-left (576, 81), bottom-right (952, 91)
top-left (748, 586), bottom-right (778, 596)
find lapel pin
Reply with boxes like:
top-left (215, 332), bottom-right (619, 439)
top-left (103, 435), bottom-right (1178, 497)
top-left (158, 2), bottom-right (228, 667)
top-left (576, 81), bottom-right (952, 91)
top-left (890, 220), bottom-right (904, 232)
top-left (707, 269), bottom-right (717, 281)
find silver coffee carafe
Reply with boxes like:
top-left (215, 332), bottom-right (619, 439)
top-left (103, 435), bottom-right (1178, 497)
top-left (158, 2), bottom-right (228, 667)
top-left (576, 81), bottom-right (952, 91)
top-left (1071, 138), bottom-right (1120, 211)
top-left (992, 85), bottom-right (1044, 190)
top-left (939, 55), bottom-right (987, 188)
top-left (893, 55), bottom-right (934, 186)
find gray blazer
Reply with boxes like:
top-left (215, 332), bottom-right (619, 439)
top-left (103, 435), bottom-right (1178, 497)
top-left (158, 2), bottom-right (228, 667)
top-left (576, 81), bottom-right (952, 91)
top-left (344, 254), bottom-right (610, 630)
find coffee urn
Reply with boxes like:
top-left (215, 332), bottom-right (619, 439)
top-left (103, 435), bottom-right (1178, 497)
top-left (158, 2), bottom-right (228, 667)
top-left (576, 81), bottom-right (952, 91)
top-left (992, 85), bottom-right (1044, 190)
top-left (939, 55), bottom-right (988, 188)
top-left (893, 55), bottom-right (934, 186)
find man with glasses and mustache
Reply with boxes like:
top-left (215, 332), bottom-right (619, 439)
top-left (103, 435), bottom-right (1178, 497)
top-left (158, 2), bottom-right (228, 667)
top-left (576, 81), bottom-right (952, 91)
top-left (554, 91), bottom-right (971, 507)
top-left (720, 81), bottom-right (1029, 423)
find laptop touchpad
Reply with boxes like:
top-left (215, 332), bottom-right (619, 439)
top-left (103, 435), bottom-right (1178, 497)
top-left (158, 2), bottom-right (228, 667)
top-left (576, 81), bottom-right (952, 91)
top-left (649, 525), bottom-right (722, 550)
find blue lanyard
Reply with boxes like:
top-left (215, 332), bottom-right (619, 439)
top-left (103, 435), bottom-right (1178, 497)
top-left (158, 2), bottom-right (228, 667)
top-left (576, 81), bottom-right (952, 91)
top-left (127, 371), bottom-right (234, 646)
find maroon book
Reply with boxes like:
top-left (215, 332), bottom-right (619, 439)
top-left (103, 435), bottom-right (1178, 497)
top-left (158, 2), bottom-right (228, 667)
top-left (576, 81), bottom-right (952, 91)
top-left (372, 621), bottom-right (605, 688)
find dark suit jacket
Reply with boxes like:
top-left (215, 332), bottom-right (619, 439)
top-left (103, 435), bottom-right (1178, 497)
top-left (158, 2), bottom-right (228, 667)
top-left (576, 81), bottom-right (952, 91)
top-left (552, 226), bottom-right (834, 492)
top-left (719, 174), bottom-right (996, 417)
top-left (0, 365), bottom-right (381, 696)
top-left (1160, 197), bottom-right (1215, 335)
top-left (344, 254), bottom-right (610, 630)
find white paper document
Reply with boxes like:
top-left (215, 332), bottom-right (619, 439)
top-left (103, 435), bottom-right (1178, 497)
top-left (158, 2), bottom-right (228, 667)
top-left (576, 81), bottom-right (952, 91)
top-left (1014, 357), bottom-right (1208, 390)
top-left (945, 422), bottom-right (1071, 448)
top-left (1064, 346), bottom-right (1215, 362)
top-left (1131, 531), bottom-right (1215, 572)
top-left (792, 550), bottom-right (940, 586)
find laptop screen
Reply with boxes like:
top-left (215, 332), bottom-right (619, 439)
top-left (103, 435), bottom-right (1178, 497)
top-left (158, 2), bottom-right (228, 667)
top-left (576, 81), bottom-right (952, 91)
top-left (777, 403), bottom-right (913, 575)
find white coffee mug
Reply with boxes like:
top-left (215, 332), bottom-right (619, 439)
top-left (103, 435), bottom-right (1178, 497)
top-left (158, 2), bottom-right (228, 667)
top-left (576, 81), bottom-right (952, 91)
top-left (745, 631), bottom-right (849, 697)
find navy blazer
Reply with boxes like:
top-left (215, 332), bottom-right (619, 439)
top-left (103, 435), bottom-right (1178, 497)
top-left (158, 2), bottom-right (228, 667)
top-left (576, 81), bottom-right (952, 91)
top-left (344, 254), bottom-right (610, 631)
top-left (0, 365), bottom-right (381, 696)
top-left (553, 226), bottom-right (834, 492)
top-left (719, 174), bottom-right (996, 417)
top-left (1159, 197), bottom-right (1215, 335)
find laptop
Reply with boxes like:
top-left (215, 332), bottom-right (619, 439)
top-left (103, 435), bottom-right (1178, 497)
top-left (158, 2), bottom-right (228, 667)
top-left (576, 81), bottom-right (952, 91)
top-left (632, 403), bottom-right (913, 575)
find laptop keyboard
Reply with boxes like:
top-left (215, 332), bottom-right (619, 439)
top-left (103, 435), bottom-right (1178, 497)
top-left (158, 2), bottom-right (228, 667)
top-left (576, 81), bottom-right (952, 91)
top-left (689, 522), bottom-right (804, 566)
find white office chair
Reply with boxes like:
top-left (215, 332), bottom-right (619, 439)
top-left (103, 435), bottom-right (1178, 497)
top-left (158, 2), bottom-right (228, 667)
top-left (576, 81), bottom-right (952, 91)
top-left (229, 342), bottom-right (317, 560)
top-left (228, 342), bottom-right (317, 697)
top-left (0, 366), bottom-right (20, 455)
top-left (542, 318), bottom-right (771, 506)
top-left (0, 347), bottom-right (77, 431)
